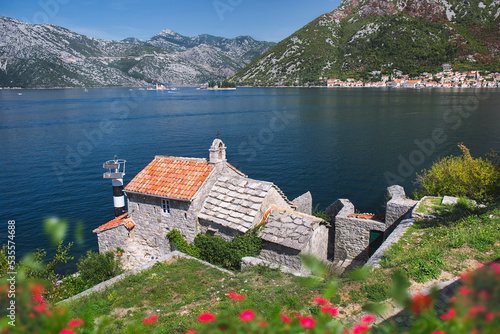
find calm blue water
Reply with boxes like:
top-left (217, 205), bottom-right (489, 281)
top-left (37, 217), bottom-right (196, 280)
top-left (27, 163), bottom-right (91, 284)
top-left (1, 87), bottom-right (499, 273)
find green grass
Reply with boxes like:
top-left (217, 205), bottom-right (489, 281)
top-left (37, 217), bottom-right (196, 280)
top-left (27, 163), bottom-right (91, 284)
top-left (416, 197), bottom-right (443, 214)
top-left (380, 201), bottom-right (500, 282)
top-left (64, 258), bottom-right (334, 333)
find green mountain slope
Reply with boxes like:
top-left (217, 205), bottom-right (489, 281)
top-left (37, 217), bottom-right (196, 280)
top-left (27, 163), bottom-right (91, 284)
top-left (231, 0), bottom-right (500, 86)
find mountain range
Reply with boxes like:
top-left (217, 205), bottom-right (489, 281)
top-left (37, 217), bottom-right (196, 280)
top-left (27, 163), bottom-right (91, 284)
top-left (0, 16), bottom-right (274, 88)
top-left (231, 0), bottom-right (500, 86)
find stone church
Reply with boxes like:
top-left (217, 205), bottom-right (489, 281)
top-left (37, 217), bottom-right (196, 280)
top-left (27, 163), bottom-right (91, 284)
top-left (94, 138), bottom-right (328, 271)
top-left (94, 138), bottom-right (416, 272)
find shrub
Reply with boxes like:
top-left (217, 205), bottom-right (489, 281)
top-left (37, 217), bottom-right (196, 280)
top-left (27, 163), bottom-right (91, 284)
top-left (76, 250), bottom-right (122, 287)
top-left (194, 230), bottom-right (264, 270)
top-left (414, 143), bottom-right (500, 203)
top-left (15, 241), bottom-right (73, 280)
top-left (167, 229), bottom-right (200, 257)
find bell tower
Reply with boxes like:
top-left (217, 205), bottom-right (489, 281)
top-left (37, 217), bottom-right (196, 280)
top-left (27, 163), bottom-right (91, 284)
top-left (209, 136), bottom-right (226, 166)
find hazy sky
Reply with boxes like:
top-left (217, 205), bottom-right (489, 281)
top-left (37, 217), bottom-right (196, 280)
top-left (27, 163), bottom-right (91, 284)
top-left (1, 0), bottom-right (342, 42)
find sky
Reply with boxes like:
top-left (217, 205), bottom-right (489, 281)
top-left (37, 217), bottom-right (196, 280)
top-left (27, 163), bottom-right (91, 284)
top-left (1, 0), bottom-right (342, 42)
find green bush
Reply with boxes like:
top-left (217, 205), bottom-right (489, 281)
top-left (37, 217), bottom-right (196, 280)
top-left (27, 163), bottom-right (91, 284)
top-left (166, 229), bottom-right (264, 271)
top-left (195, 230), bottom-right (264, 271)
top-left (166, 229), bottom-right (200, 257)
top-left (76, 250), bottom-right (122, 287)
top-left (414, 143), bottom-right (500, 203)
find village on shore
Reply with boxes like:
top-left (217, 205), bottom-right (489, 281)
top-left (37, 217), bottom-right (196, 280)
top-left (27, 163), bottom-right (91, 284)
top-left (325, 65), bottom-right (500, 88)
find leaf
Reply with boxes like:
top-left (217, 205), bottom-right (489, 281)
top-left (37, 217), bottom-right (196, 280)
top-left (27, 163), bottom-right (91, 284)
top-left (75, 221), bottom-right (85, 245)
top-left (347, 266), bottom-right (371, 281)
top-left (323, 280), bottom-right (339, 300)
top-left (390, 270), bottom-right (411, 306)
top-left (300, 254), bottom-right (327, 277)
top-left (362, 302), bottom-right (388, 315)
top-left (43, 217), bottom-right (68, 246)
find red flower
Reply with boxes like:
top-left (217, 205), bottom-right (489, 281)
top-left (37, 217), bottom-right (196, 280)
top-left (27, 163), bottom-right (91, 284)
top-left (431, 331), bottom-right (445, 334)
top-left (258, 320), bottom-right (267, 328)
top-left (353, 324), bottom-right (369, 334)
top-left (361, 315), bottom-right (376, 323)
top-left (143, 314), bottom-right (158, 324)
top-left (486, 313), bottom-right (494, 322)
top-left (182, 330), bottom-right (197, 334)
top-left (68, 319), bottom-right (84, 327)
top-left (198, 313), bottom-right (216, 322)
top-left (411, 293), bottom-right (432, 315)
top-left (34, 304), bottom-right (47, 313)
top-left (313, 297), bottom-right (329, 305)
top-left (228, 291), bottom-right (245, 301)
top-left (321, 306), bottom-right (339, 316)
top-left (31, 284), bottom-right (45, 299)
top-left (281, 313), bottom-right (292, 324)
top-left (294, 312), bottom-right (303, 320)
top-left (239, 310), bottom-right (255, 322)
top-left (458, 286), bottom-right (473, 296)
top-left (440, 309), bottom-right (456, 320)
top-left (300, 317), bottom-right (315, 329)
top-left (29, 313), bottom-right (35, 319)
top-left (59, 330), bottom-right (75, 334)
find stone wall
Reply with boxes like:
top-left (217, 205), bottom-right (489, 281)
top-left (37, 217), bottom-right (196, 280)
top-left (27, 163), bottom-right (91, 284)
top-left (258, 243), bottom-right (302, 271)
top-left (384, 185), bottom-right (417, 235)
top-left (334, 216), bottom-right (386, 262)
top-left (301, 224), bottom-right (329, 261)
top-left (96, 225), bottom-right (129, 254)
top-left (327, 198), bottom-right (386, 262)
top-left (292, 192), bottom-right (313, 215)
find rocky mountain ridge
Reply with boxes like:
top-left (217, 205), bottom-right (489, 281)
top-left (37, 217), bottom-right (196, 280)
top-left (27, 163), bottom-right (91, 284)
top-left (0, 16), bottom-right (274, 88)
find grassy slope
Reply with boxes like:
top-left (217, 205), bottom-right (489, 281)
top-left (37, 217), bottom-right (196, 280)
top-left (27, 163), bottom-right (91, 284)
top-left (64, 202), bottom-right (500, 333)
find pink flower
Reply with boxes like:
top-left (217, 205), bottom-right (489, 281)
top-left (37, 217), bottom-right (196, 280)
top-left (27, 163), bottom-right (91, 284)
top-left (34, 304), bottom-right (47, 313)
top-left (431, 331), bottom-right (445, 334)
top-left (68, 319), bottom-right (84, 327)
top-left (486, 313), bottom-right (494, 322)
top-left (228, 291), bottom-right (245, 301)
top-left (458, 286), bottom-right (473, 296)
top-left (362, 315), bottom-right (376, 323)
top-left (300, 317), bottom-right (315, 329)
top-left (182, 329), bottom-right (197, 334)
top-left (59, 330), bottom-right (75, 334)
top-left (281, 313), bottom-right (292, 324)
top-left (313, 297), bottom-right (329, 305)
top-left (353, 324), bottom-right (370, 334)
top-left (143, 314), bottom-right (159, 324)
top-left (198, 313), bottom-right (216, 322)
top-left (321, 306), bottom-right (339, 316)
top-left (239, 310), bottom-right (255, 322)
top-left (440, 309), bottom-right (456, 320)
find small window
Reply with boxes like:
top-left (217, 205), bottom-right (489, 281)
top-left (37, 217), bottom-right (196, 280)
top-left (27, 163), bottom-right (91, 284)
top-left (161, 199), bottom-right (170, 215)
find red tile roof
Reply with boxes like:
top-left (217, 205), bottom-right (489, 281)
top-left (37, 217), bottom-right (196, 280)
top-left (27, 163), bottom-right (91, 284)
top-left (93, 213), bottom-right (134, 233)
top-left (124, 156), bottom-right (215, 200)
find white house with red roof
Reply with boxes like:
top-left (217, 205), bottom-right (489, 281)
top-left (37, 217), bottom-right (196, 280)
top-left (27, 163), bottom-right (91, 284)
top-left (93, 139), bottom-right (325, 271)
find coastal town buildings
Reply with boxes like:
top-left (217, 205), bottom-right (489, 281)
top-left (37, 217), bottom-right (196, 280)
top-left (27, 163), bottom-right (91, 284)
top-left (326, 70), bottom-right (500, 88)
